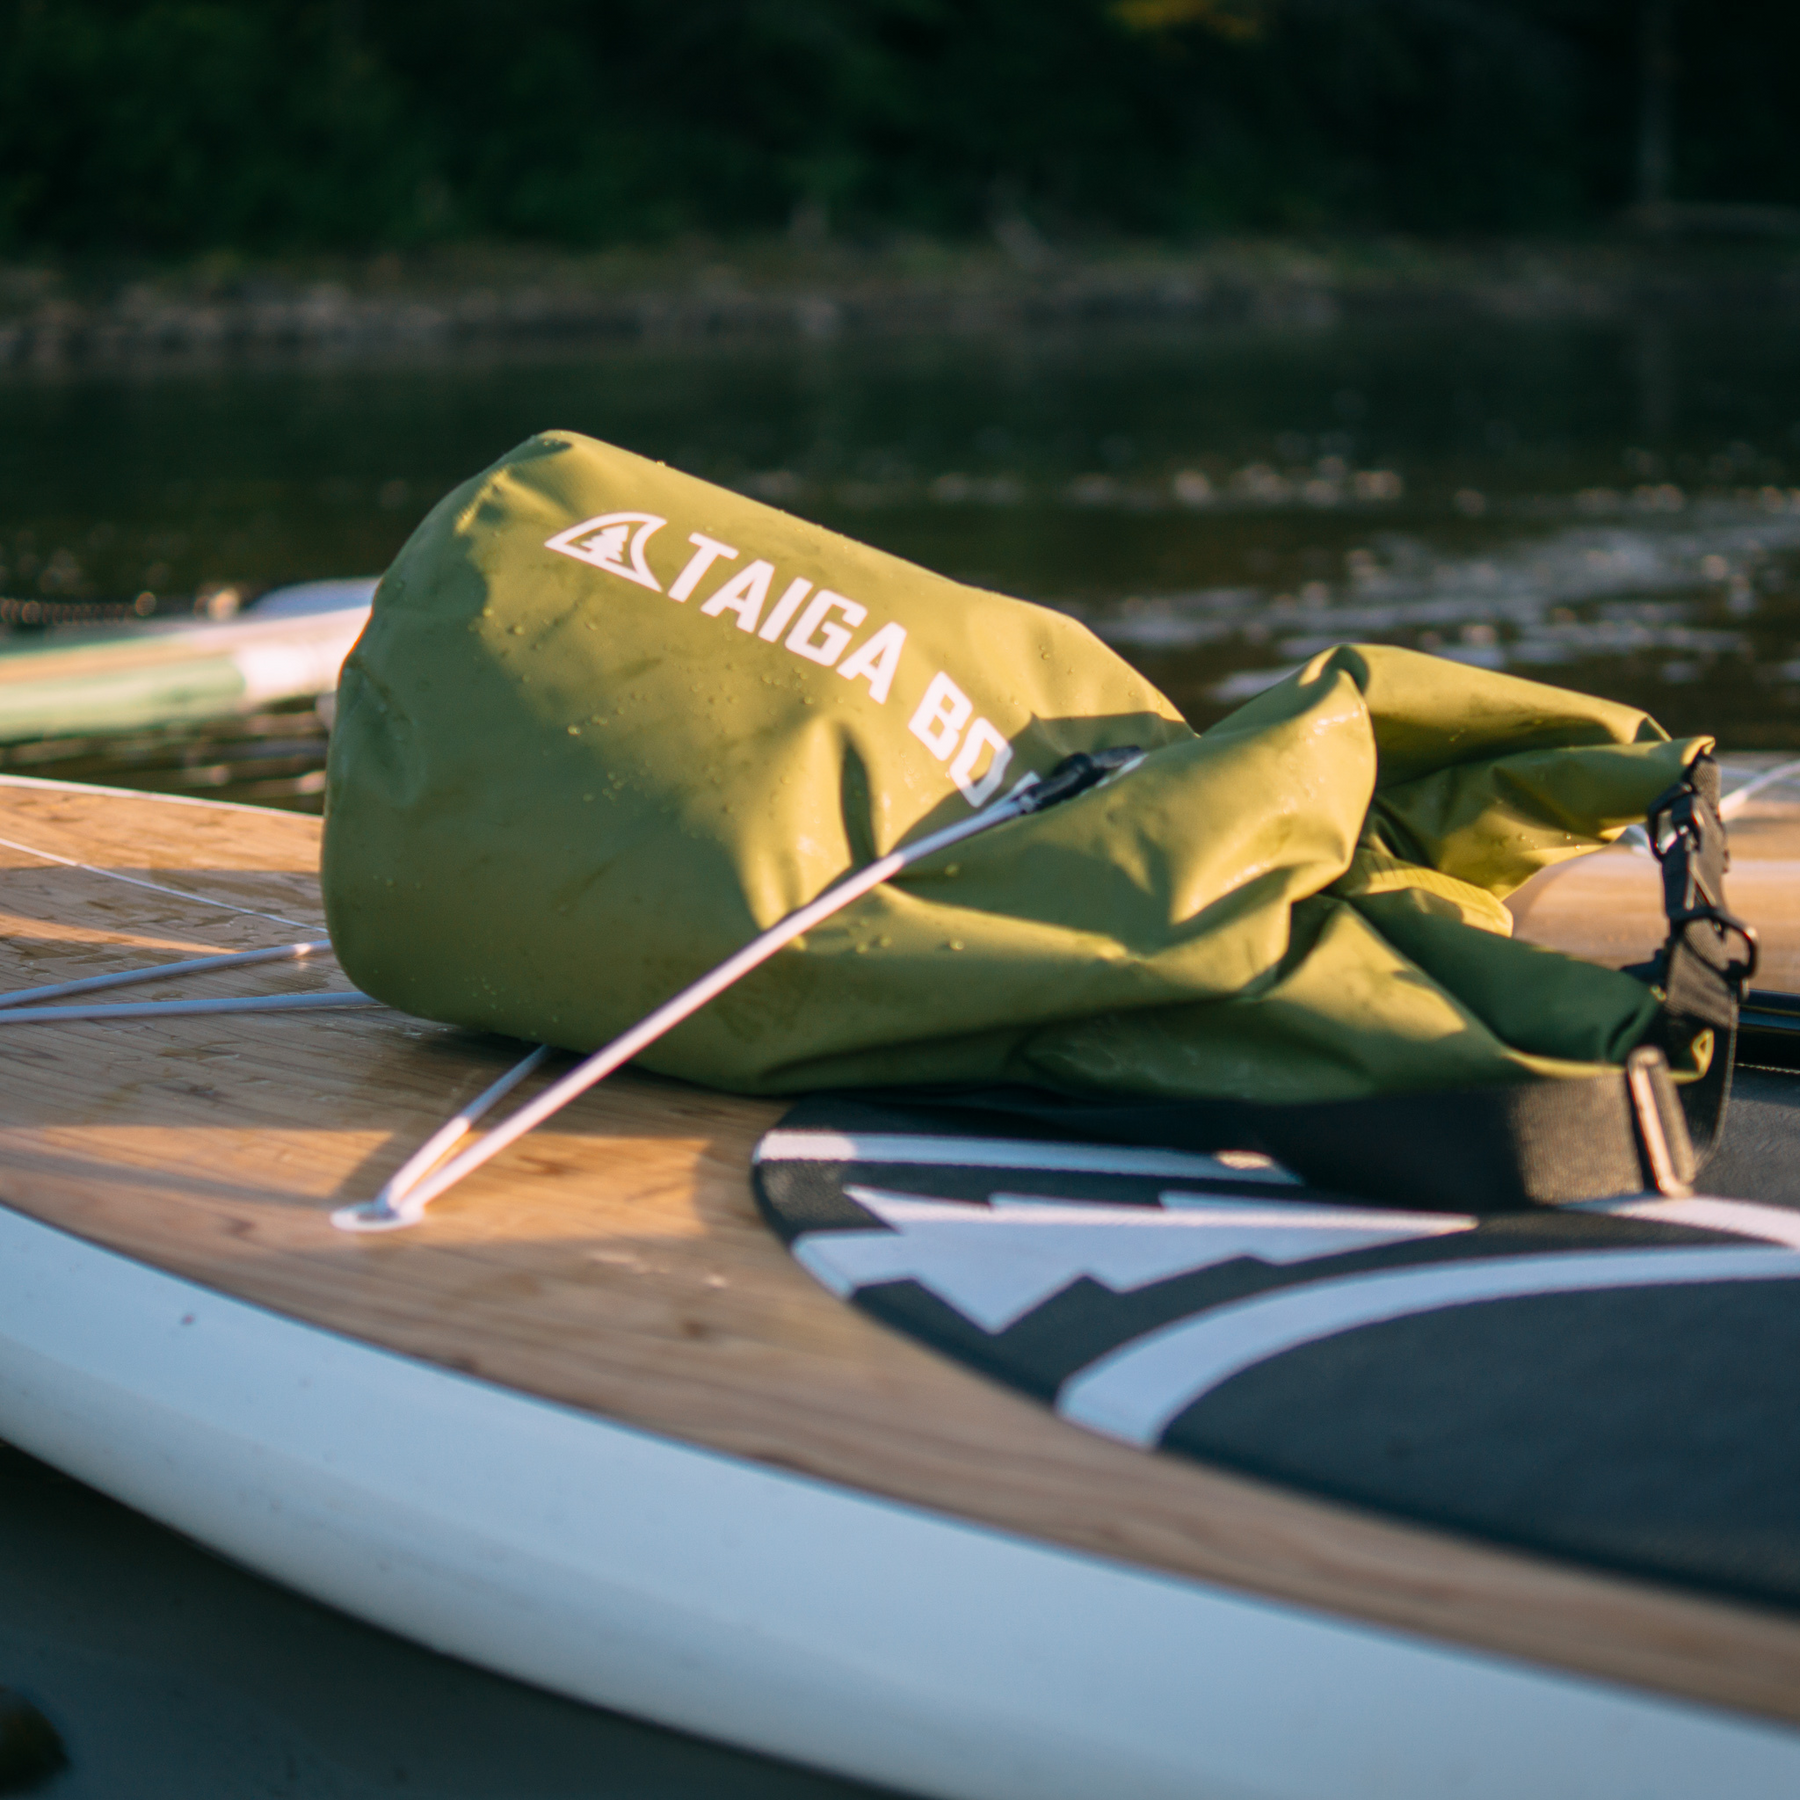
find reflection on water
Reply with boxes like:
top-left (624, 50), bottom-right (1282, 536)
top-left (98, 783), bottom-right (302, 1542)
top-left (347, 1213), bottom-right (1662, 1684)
top-left (5, 310), bottom-right (1800, 811)
top-left (1078, 500), bottom-right (1800, 709)
top-left (0, 699), bottom-right (332, 809)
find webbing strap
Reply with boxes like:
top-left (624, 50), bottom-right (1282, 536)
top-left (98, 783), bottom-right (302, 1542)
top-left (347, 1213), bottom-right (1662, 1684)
top-left (876, 755), bottom-right (1753, 1213)
top-left (1627, 755), bottom-right (1758, 1167)
top-left (873, 1058), bottom-right (1685, 1212)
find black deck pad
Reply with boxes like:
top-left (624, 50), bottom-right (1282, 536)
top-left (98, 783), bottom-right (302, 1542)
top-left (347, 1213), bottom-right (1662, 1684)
top-left (752, 1070), bottom-right (1800, 1612)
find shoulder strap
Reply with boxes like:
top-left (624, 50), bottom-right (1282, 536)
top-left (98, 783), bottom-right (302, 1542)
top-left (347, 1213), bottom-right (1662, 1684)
top-left (1625, 754), bottom-right (1758, 1167)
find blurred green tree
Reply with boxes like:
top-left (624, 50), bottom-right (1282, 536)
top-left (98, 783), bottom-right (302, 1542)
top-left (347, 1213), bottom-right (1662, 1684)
top-left (0, 0), bottom-right (1793, 256)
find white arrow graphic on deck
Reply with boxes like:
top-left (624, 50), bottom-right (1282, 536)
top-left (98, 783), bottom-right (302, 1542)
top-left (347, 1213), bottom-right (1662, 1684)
top-left (792, 1189), bottom-right (1472, 1333)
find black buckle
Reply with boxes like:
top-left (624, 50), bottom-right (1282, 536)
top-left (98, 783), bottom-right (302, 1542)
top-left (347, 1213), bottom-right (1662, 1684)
top-left (1685, 907), bottom-right (1759, 989)
top-left (1645, 775), bottom-right (1759, 992)
top-left (1645, 782), bottom-right (1722, 886)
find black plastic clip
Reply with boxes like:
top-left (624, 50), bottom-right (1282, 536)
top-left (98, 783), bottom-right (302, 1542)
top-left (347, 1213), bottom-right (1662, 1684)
top-left (1644, 773), bottom-right (1759, 994)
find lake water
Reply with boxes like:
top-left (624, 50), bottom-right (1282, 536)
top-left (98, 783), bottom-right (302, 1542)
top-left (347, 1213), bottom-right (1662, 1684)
top-left (3, 307), bottom-right (1800, 1794)
top-left (6, 306), bottom-right (1800, 811)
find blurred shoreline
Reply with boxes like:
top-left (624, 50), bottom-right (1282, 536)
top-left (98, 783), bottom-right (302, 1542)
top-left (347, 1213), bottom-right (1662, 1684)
top-left (5, 234), bottom-right (1800, 374)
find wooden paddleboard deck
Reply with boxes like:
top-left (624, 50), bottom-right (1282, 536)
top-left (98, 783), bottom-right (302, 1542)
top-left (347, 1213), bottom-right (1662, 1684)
top-left (2, 771), bottom-right (1799, 1792)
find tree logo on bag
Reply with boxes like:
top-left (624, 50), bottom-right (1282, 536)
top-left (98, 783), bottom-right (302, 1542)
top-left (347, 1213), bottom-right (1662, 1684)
top-left (542, 503), bottom-right (1011, 812)
top-left (544, 512), bottom-right (667, 591)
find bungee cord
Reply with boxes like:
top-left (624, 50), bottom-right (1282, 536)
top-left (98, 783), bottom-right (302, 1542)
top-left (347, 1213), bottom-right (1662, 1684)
top-left (332, 748), bottom-right (1145, 1232)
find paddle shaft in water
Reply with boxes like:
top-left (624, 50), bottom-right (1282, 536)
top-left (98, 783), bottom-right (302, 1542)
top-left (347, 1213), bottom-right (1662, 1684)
top-left (333, 748), bottom-right (1143, 1231)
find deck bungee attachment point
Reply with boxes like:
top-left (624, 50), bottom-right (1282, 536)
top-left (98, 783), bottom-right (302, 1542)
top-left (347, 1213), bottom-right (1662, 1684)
top-left (0, 938), bottom-right (333, 1008)
top-left (331, 747), bottom-right (1146, 1231)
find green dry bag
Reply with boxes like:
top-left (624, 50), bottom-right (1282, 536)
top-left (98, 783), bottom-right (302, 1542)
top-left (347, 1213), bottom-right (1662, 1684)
top-left (322, 431), bottom-right (1732, 1208)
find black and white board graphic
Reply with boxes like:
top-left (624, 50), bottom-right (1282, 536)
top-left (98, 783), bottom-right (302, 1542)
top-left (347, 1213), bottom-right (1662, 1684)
top-left (753, 1093), bottom-right (1800, 1611)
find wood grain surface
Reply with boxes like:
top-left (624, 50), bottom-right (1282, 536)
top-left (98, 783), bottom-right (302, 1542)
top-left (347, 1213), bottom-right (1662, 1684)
top-left (1508, 787), bottom-right (1800, 986)
top-left (3, 771), bottom-right (1800, 1726)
